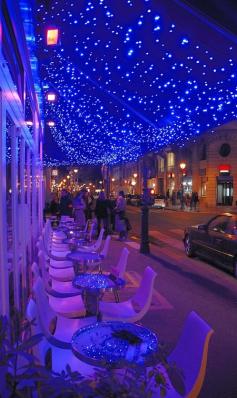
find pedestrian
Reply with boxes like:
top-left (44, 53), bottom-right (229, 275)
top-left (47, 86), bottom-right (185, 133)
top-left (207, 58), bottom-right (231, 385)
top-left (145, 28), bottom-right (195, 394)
top-left (49, 194), bottom-right (60, 217)
top-left (72, 191), bottom-right (86, 227)
top-left (59, 189), bottom-right (73, 217)
top-left (95, 191), bottom-right (108, 235)
top-left (115, 190), bottom-right (128, 241)
top-left (193, 191), bottom-right (199, 211)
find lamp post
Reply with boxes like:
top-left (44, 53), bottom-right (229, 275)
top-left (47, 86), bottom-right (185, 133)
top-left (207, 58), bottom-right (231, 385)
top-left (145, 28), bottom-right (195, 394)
top-left (140, 158), bottom-right (152, 254)
top-left (179, 161), bottom-right (186, 210)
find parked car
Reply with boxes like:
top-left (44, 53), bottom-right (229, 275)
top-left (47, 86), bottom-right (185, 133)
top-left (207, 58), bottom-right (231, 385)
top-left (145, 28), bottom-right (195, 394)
top-left (152, 195), bottom-right (166, 209)
top-left (183, 212), bottom-right (237, 277)
top-left (126, 194), bottom-right (142, 206)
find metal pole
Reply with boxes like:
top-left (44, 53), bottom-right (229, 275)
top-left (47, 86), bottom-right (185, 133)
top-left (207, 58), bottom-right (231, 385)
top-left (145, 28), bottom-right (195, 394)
top-left (140, 158), bottom-right (150, 254)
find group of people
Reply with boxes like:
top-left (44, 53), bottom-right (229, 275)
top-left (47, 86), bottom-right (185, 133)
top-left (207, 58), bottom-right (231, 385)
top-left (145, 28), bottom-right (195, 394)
top-left (166, 189), bottom-right (199, 210)
top-left (48, 188), bottom-right (131, 241)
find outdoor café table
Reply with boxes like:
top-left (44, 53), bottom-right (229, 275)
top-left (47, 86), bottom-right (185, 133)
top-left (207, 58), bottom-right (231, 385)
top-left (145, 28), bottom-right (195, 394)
top-left (71, 321), bottom-right (158, 368)
top-left (63, 237), bottom-right (88, 251)
top-left (72, 274), bottom-right (125, 320)
top-left (66, 250), bottom-right (101, 273)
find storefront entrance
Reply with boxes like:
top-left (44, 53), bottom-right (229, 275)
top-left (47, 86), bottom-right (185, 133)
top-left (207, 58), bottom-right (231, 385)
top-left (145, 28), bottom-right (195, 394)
top-left (216, 177), bottom-right (233, 206)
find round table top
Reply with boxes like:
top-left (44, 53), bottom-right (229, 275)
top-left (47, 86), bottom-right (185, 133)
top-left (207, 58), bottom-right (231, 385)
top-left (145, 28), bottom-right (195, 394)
top-left (72, 273), bottom-right (125, 292)
top-left (63, 238), bottom-right (86, 245)
top-left (67, 250), bottom-right (100, 262)
top-left (71, 321), bottom-right (158, 368)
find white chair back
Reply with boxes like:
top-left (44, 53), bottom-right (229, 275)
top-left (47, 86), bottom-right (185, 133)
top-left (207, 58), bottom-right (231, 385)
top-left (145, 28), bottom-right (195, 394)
top-left (88, 219), bottom-right (97, 241)
top-left (32, 276), bottom-right (56, 340)
top-left (113, 247), bottom-right (129, 278)
top-left (92, 227), bottom-right (105, 251)
top-left (168, 311), bottom-right (214, 398)
top-left (100, 235), bottom-right (111, 258)
top-left (132, 266), bottom-right (157, 315)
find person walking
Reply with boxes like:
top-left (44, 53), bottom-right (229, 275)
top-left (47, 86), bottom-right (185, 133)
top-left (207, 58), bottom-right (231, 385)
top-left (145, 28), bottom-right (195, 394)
top-left (115, 190), bottom-right (127, 241)
top-left (59, 189), bottom-right (73, 217)
top-left (72, 191), bottom-right (86, 227)
top-left (95, 191), bottom-right (108, 235)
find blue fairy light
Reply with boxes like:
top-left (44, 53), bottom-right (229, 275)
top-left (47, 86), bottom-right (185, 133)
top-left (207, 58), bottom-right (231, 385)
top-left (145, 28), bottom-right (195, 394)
top-left (35, 0), bottom-right (237, 166)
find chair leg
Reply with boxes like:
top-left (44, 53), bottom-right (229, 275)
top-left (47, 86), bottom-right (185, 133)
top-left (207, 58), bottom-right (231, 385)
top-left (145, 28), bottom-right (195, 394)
top-left (114, 289), bottom-right (120, 303)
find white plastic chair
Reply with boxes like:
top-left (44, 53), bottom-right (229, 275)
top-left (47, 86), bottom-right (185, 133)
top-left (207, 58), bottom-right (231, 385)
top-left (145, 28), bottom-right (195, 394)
top-left (26, 296), bottom-right (96, 375)
top-left (100, 266), bottom-right (157, 323)
top-left (150, 311), bottom-right (214, 398)
top-left (110, 247), bottom-right (130, 278)
top-left (169, 311), bottom-right (213, 398)
top-left (78, 227), bottom-right (105, 252)
top-left (34, 259), bottom-right (80, 298)
top-left (34, 271), bottom-right (85, 318)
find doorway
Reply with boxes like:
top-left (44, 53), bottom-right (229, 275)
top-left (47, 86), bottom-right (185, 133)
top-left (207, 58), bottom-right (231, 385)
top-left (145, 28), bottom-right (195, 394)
top-left (216, 177), bottom-right (233, 206)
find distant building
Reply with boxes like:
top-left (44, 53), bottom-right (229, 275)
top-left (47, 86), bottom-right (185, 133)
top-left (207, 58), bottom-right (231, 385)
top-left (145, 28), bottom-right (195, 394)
top-left (111, 120), bottom-right (237, 209)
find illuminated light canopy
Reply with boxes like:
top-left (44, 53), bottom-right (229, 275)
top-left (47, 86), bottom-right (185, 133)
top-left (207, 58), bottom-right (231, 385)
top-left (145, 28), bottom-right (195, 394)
top-left (35, 1), bottom-right (237, 166)
top-left (46, 28), bottom-right (59, 46)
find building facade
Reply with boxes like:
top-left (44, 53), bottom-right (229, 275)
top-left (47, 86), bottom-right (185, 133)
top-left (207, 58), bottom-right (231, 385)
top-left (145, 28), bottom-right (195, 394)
top-left (110, 121), bottom-right (237, 209)
top-left (0, 0), bottom-right (43, 316)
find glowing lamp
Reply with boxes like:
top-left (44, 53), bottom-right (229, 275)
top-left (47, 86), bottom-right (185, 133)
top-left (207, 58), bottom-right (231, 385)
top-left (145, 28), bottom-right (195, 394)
top-left (179, 162), bottom-right (186, 170)
top-left (111, 178), bottom-right (115, 182)
top-left (74, 169), bottom-right (78, 173)
top-left (47, 121), bottom-right (55, 127)
top-left (46, 28), bottom-right (59, 45)
top-left (26, 120), bottom-right (33, 126)
top-left (47, 92), bottom-right (56, 101)
top-left (151, 189), bottom-right (155, 194)
top-left (133, 173), bottom-right (138, 178)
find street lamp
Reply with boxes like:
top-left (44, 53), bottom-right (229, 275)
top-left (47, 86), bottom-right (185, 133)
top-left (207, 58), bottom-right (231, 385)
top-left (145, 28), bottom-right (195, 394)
top-left (179, 161), bottom-right (186, 210)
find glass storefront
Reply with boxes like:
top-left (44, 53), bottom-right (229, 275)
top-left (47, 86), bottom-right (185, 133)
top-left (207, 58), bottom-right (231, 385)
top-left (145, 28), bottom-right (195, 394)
top-left (216, 176), bottom-right (233, 205)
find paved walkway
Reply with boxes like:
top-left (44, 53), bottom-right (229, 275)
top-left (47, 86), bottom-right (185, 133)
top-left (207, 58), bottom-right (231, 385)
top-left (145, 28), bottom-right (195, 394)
top-left (102, 234), bottom-right (237, 398)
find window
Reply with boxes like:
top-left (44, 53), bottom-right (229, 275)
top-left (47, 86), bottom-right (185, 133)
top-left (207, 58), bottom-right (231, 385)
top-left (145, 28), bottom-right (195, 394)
top-left (219, 143), bottom-right (231, 157)
top-left (199, 144), bottom-right (207, 160)
top-left (158, 156), bottom-right (164, 172)
top-left (208, 215), bottom-right (231, 233)
top-left (200, 177), bottom-right (207, 197)
top-left (167, 152), bottom-right (175, 169)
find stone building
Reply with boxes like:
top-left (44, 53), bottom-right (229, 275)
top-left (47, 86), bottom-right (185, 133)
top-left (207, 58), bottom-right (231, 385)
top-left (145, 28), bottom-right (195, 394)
top-left (110, 121), bottom-right (237, 210)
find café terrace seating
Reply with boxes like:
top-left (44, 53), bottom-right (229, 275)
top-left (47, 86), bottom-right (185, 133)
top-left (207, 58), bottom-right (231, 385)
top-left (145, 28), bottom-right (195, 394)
top-left (26, 218), bottom-right (213, 397)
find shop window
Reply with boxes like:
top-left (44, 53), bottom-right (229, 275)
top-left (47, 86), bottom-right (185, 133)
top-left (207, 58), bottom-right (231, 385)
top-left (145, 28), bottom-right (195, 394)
top-left (158, 156), bottom-right (164, 172)
top-left (167, 152), bottom-right (175, 169)
top-left (201, 177), bottom-right (207, 197)
top-left (199, 144), bottom-right (207, 160)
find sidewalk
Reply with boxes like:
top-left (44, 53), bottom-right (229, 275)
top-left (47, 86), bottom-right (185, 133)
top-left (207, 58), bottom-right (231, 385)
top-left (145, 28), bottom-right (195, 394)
top-left (163, 204), bottom-right (232, 214)
top-left (103, 235), bottom-right (237, 398)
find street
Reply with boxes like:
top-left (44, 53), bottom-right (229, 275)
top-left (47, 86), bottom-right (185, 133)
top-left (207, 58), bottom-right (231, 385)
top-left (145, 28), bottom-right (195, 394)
top-left (119, 206), bottom-right (237, 398)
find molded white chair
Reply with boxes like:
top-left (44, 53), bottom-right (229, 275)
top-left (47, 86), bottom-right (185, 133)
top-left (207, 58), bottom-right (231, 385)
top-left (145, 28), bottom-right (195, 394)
top-left (100, 266), bottom-right (157, 323)
top-left (110, 247), bottom-right (130, 278)
top-left (26, 296), bottom-right (96, 375)
top-left (34, 259), bottom-right (80, 298)
top-left (49, 235), bottom-right (111, 276)
top-left (78, 227), bottom-right (105, 252)
top-left (150, 311), bottom-right (214, 398)
top-left (34, 272), bottom-right (85, 318)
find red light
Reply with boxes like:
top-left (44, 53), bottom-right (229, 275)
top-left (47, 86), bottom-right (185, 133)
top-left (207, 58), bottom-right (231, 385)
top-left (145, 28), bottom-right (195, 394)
top-left (219, 164), bottom-right (230, 173)
top-left (46, 28), bottom-right (59, 45)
